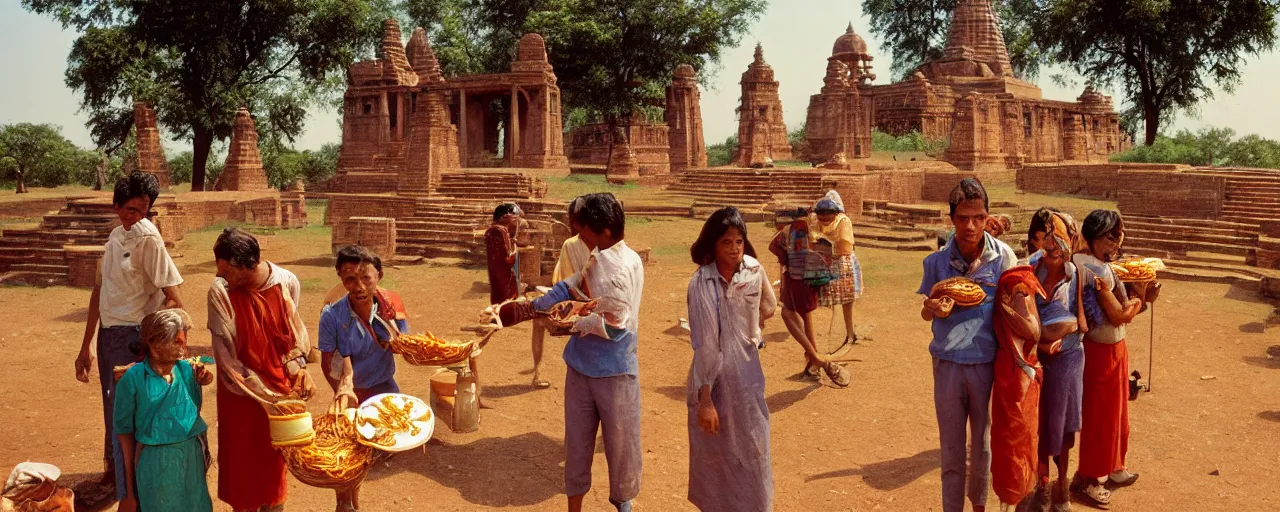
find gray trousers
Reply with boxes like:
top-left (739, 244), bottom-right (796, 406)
top-left (932, 357), bottom-right (993, 512)
top-left (564, 367), bottom-right (641, 509)
top-left (97, 326), bottom-right (139, 498)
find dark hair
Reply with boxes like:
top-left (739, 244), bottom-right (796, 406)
top-left (335, 245), bottom-right (379, 272)
top-left (690, 207), bottom-right (757, 266)
top-left (1081, 209), bottom-right (1124, 248)
top-left (579, 192), bottom-right (625, 240)
top-left (373, 255), bottom-right (383, 276)
top-left (213, 227), bottom-right (260, 269)
top-left (113, 171), bottom-right (161, 209)
top-left (1027, 207), bottom-right (1061, 248)
top-left (948, 177), bottom-right (989, 216)
top-left (493, 203), bottom-right (521, 222)
top-left (567, 196), bottom-right (586, 224)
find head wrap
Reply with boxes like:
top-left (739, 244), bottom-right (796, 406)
top-left (1044, 212), bottom-right (1079, 256)
top-left (985, 215), bottom-right (1012, 238)
top-left (816, 190), bottom-right (845, 213)
top-left (814, 198), bottom-right (840, 213)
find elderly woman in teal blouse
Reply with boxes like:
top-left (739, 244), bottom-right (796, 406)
top-left (114, 308), bottom-right (214, 512)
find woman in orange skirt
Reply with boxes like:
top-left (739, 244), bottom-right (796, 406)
top-left (1070, 210), bottom-right (1146, 507)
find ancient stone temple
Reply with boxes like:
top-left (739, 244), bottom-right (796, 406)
top-left (216, 108), bottom-right (270, 192)
top-left (804, 25), bottom-right (875, 167)
top-left (332, 19), bottom-right (565, 194)
top-left (666, 64), bottom-right (707, 172)
top-left (133, 102), bottom-right (171, 187)
top-left (732, 44), bottom-right (792, 167)
top-left (862, 0), bottom-right (1129, 174)
top-left (565, 64), bottom-right (707, 176)
top-left (439, 33), bottom-right (568, 169)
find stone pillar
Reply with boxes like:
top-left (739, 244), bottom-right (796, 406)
top-left (459, 90), bottom-right (469, 167)
top-left (378, 92), bottom-right (390, 145)
top-left (510, 86), bottom-right (522, 162)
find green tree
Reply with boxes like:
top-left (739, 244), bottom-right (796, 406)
top-left (1110, 127), bottom-right (1280, 170)
top-left (1034, 0), bottom-right (1279, 146)
top-left (706, 134), bottom-right (739, 167)
top-left (25, 0), bottom-right (394, 191)
top-left (404, 0), bottom-right (765, 133)
top-left (0, 123), bottom-right (95, 193)
top-left (861, 0), bottom-right (1046, 81)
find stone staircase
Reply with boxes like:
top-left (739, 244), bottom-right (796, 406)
top-left (1122, 214), bottom-right (1275, 286)
top-left (392, 171), bottom-right (562, 272)
top-left (665, 168), bottom-right (833, 215)
top-left (0, 200), bottom-right (119, 286)
top-left (1208, 168), bottom-right (1280, 226)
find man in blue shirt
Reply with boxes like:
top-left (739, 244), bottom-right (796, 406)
top-left (320, 245), bottom-right (408, 409)
top-left (918, 178), bottom-right (1016, 512)
top-left (485, 193), bottom-right (644, 512)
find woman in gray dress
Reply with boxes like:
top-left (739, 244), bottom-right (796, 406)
top-left (685, 207), bottom-right (777, 512)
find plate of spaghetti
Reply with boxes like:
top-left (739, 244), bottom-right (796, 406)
top-left (354, 393), bottom-right (434, 452)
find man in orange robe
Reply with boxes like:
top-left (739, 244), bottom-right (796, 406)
top-left (991, 266), bottom-right (1045, 510)
top-left (207, 228), bottom-right (315, 512)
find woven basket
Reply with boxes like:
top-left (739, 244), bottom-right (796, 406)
top-left (281, 413), bottom-right (374, 489)
top-left (391, 337), bottom-right (477, 367)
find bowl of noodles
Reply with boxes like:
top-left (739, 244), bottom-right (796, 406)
top-left (280, 411), bottom-right (374, 489)
top-left (354, 393), bottom-right (435, 452)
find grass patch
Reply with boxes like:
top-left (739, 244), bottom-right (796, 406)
top-left (299, 277), bottom-right (328, 292)
top-left (773, 160), bottom-right (813, 168)
top-left (984, 183), bottom-right (1117, 221)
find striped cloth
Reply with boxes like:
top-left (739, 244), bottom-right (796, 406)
top-left (819, 254), bottom-right (862, 306)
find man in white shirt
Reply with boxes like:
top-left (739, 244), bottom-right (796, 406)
top-left (73, 171), bottom-right (183, 496)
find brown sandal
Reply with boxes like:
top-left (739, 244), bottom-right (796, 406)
top-left (824, 362), bottom-right (850, 388)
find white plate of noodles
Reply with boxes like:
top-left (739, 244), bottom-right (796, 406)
top-left (354, 393), bottom-right (434, 452)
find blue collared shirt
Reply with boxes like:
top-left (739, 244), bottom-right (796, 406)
top-left (319, 296), bottom-right (408, 390)
top-left (918, 232), bottom-right (1017, 364)
top-left (1029, 251), bottom-right (1084, 353)
top-left (530, 242), bottom-right (644, 378)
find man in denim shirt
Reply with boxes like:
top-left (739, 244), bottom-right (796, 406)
top-left (486, 193), bottom-right (644, 512)
top-left (919, 178), bottom-right (1016, 512)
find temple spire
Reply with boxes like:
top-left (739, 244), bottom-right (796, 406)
top-left (943, 0), bottom-right (1013, 77)
top-left (753, 43), bottom-right (764, 64)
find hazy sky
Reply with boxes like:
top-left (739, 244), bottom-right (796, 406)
top-left (2, 0), bottom-right (1278, 154)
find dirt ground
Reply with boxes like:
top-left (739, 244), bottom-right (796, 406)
top-left (1, 200), bottom-right (1278, 511)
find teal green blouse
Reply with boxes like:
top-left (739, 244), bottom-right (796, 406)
top-left (113, 359), bottom-right (208, 446)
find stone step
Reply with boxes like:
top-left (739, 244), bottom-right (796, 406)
top-left (0, 271), bottom-right (68, 287)
top-left (1224, 190), bottom-right (1280, 200)
top-left (852, 225), bottom-right (932, 243)
top-left (1125, 227), bottom-right (1256, 246)
top-left (397, 228), bottom-right (479, 241)
top-left (1158, 266), bottom-right (1262, 286)
top-left (1123, 236), bottom-right (1254, 257)
top-left (857, 238), bottom-right (936, 251)
top-left (1159, 258), bottom-right (1275, 280)
top-left (10, 263), bottom-right (69, 274)
top-left (1124, 220), bottom-right (1257, 238)
top-left (1219, 216), bottom-right (1268, 226)
top-left (1222, 203), bottom-right (1280, 214)
top-left (1123, 215), bottom-right (1259, 230)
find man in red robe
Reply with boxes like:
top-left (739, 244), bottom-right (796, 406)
top-left (207, 227), bottom-right (315, 512)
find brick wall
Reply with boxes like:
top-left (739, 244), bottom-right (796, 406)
top-left (326, 194), bottom-right (418, 226)
top-left (860, 171), bottom-right (924, 204)
top-left (1115, 171), bottom-right (1226, 219)
top-left (333, 217), bottom-right (396, 258)
top-left (66, 246), bottom-right (103, 288)
top-left (922, 170), bottom-right (979, 202)
top-left (1016, 163), bottom-right (1186, 198)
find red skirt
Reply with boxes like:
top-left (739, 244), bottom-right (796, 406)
top-left (1078, 339), bottom-right (1130, 479)
top-left (216, 382), bottom-right (288, 509)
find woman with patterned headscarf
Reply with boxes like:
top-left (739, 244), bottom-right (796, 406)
top-left (1025, 209), bottom-right (1086, 511)
top-left (811, 190), bottom-right (863, 353)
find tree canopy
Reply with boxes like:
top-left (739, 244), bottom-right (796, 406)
top-left (1034, 0), bottom-right (1279, 146)
top-left (24, 0), bottom-right (394, 190)
top-left (404, 0), bottom-right (767, 129)
top-left (861, 0), bottom-right (1046, 82)
top-left (1111, 126), bottom-right (1280, 169)
top-left (0, 123), bottom-right (97, 193)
